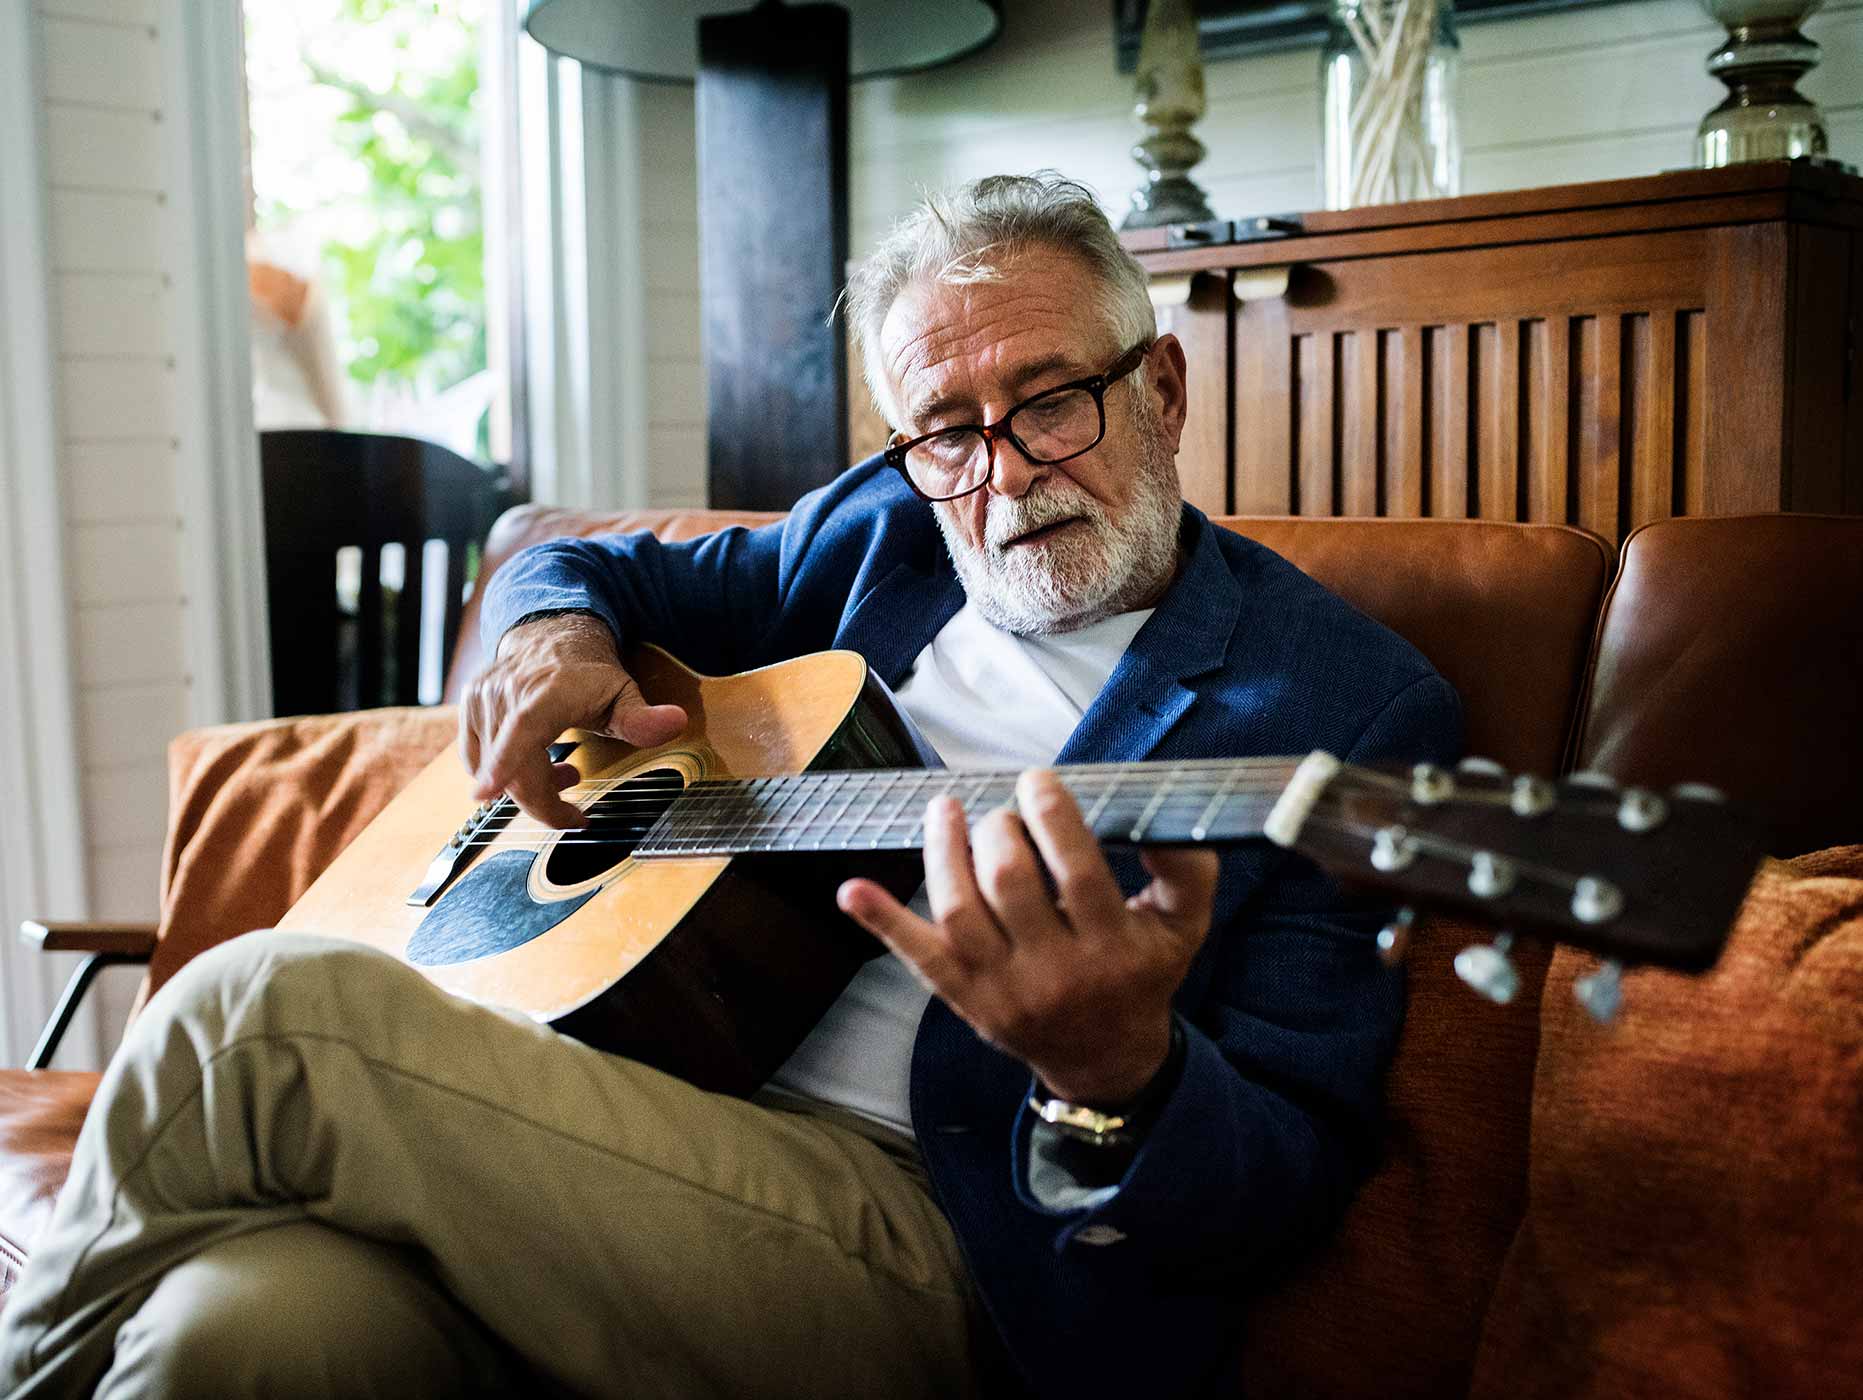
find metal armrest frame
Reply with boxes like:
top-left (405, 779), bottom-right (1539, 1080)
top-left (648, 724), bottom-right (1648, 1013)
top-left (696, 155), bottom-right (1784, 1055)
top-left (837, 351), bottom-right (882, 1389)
top-left (19, 921), bottom-right (157, 1070)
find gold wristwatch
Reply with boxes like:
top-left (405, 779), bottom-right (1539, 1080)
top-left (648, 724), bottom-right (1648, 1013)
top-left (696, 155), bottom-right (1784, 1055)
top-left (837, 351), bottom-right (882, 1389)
top-left (1027, 1095), bottom-right (1137, 1148)
top-left (1027, 1020), bottom-right (1186, 1149)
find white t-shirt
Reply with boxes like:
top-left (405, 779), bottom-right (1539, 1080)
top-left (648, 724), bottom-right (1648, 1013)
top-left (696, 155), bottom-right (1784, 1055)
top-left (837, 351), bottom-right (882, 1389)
top-left (765, 602), bottom-right (1154, 1134)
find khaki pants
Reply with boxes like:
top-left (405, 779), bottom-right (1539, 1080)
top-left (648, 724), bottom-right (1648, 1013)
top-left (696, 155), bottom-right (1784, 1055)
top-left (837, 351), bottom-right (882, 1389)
top-left (0, 933), bottom-right (978, 1397)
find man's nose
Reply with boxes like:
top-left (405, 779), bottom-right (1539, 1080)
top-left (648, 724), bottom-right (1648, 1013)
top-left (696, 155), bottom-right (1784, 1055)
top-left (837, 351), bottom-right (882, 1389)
top-left (981, 429), bottom-right (1046, 498)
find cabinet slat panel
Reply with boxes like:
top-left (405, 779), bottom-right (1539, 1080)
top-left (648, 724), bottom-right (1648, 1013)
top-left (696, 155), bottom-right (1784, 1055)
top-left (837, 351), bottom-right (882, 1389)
top-left (1575, 315), bottom-right (1622, 538)
top-left (1342, 330), bottom-right (1379, 516)
top-left (1520, 318), bottom-right (1555, 522)
top-left (1424, 326), bottom-right (1449, 516)
top-left (1631, 311), bottom-right (1675, 532)
top-left (1233, 297), bottom-right (1292, 514)
top-left (1439, 324), bottom-right (1471, 518)
top-left (1475, 321), bottom-right (1517, 520)
top-left (1294, 333), bottom-right (1334, 515)
top-left (1389, 325), bottom-right (1424, 516)
top-left (1677, 310), bottom-right (1706, 514)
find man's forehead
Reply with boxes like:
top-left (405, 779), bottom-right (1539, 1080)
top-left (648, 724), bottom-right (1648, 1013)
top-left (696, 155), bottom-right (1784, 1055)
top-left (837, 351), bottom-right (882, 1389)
top-left (879, 254), bottom-right (1114, 416)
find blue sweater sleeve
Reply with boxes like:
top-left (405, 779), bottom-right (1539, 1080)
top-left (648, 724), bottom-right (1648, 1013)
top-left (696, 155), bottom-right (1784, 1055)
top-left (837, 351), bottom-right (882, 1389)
top-left (1011, 671), bottom-right (1463, 1275)
top-left (475, 456), bottom-right (933, 677)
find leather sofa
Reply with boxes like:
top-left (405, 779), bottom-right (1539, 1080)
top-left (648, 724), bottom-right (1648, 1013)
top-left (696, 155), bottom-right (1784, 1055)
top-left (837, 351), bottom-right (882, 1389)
top-left (3, 507), bottom-right (1858, 1398)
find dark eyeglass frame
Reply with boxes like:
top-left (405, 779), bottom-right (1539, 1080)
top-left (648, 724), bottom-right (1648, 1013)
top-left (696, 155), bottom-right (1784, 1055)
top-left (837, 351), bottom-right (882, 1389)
top-left (882, 340), bottom-right (1155, 503)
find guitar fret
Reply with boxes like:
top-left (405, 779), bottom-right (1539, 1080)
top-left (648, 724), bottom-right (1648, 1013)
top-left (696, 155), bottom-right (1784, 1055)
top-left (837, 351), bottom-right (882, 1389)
top-left (876, 772), bottom-right (916, 849)
top-left (735, 777), bottom-right (778, 851)
top-left (1190, 767), bottom-right (1242, 841)
top-left (1128, 768), bottom-right (1179, 842)
top-left (1081, 771), bottom-right (1121, 833)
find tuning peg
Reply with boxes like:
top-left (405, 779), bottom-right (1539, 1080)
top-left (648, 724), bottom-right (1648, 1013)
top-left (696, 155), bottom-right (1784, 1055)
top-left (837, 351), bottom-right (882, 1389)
top-left (1409, 763), bottom-right (1454, 804)
top-left (1456, 756), bottom-right (1506, 776)
top-left (1375, 907), bottom-right (1416, 966)
top-left (1510, 775), bottom-right (1556, 818)
top-left (1617, 787), bottom-right (1667, 832)
top-left (1574, 958), bottom-right (1624, 1023)
top-left (1454, 932), bottom-right (1520, 1004)
top-left (1671, 782), bottom-right (1726, 803)
top-left (1565, 770), bottom-right (1617, 789)
top-left (1370, 825), bottom-right (1419, 872)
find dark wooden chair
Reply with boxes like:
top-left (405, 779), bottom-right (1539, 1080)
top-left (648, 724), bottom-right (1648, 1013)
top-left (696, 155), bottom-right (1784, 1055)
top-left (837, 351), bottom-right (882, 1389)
top-left (261, 429), bottom-right (514, 717)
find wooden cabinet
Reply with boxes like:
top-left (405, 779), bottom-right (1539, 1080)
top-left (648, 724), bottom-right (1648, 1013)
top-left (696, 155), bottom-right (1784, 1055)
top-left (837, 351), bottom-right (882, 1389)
top-left (1124, 162), bottom-right (1862, 540)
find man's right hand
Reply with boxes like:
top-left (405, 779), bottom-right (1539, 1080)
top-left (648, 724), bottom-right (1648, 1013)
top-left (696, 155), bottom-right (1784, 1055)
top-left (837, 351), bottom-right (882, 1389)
top-left (458, 613), bottom-right (688, 828)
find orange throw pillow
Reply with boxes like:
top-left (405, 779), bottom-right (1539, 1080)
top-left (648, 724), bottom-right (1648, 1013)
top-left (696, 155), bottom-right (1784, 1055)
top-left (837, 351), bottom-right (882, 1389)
top-left (1471, 846), bottom-right (1863, 1400)
top-left (144, 707), bottom-right (457, 1006)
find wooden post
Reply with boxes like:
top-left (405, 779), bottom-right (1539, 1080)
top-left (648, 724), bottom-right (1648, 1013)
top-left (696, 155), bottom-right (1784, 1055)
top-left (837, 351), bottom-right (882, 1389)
top-left (697, 2), bottom-right (849, 510)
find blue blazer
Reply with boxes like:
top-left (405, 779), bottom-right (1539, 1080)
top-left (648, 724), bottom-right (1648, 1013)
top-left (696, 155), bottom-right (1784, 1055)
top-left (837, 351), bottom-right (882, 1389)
top-left (482, 457), bottom-right (1463, 1397)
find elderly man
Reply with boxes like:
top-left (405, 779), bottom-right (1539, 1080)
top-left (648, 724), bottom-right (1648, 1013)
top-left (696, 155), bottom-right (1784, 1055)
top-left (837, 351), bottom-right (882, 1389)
top-left (1, 174), bottom-right (1458, 1398)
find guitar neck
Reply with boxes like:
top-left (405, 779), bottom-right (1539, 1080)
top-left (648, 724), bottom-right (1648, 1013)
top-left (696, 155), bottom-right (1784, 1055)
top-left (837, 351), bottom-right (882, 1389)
top-left (632, 758), bottom-right (1302, 857)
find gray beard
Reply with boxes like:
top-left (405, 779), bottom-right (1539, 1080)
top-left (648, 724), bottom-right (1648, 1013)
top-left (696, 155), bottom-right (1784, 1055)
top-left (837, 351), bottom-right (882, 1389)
top-left (933, 414), bottom-right (1183, 637)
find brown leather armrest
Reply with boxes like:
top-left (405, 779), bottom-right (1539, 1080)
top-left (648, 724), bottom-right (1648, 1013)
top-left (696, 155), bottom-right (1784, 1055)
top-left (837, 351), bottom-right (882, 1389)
top-left (20, 921), bottom-right (157, 959)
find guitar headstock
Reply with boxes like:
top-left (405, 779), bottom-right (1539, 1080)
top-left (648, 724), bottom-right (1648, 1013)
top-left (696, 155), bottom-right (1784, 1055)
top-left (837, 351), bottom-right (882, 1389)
top-left (1279, 755), bottom-right (1765, 973)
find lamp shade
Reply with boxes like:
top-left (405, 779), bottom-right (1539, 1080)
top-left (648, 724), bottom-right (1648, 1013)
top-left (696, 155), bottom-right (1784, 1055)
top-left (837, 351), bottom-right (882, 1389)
top-left (524, 0), bottom-right (1003, 82)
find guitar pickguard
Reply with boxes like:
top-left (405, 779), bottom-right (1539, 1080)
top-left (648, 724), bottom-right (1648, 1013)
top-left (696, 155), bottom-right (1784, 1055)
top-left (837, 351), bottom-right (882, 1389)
top-left (406, 851), bottom-right (599, 967)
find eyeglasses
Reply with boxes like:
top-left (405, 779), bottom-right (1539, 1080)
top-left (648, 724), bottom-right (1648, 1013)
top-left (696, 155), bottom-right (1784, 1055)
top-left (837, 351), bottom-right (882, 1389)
top-left (883, 341), bottom-right (1154, 503)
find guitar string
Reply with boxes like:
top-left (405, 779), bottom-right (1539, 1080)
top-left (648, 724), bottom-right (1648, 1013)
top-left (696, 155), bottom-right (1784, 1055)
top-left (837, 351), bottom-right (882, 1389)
top-left (425, 799), bottom-right (1587, 906)
top-left (449, 764), bottom-right (1550, 839)
top-left (445, 779), bottom-right (1301, 848)
top-left (444, 793), bottom-right (1295, 851)
top-left (452, 760), bottom-right (1310, 833)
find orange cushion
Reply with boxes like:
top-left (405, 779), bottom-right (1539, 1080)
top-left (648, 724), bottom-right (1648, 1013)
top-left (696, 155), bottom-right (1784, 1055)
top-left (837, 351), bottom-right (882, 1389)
top-left (1470, 846), bottom-right (1863, 1399)
top-left (1235, 916), bottom-right (1552, 1398)
top-left (144, 707), bottom-right (457, 1006)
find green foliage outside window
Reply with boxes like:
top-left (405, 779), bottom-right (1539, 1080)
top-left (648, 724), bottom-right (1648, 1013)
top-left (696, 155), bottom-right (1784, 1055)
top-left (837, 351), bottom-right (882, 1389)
top-left (248, 0), bottom-right (486, 408)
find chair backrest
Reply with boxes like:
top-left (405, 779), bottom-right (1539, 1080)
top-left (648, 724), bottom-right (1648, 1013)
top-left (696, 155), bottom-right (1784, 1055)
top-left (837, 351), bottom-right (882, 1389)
top-left (1573, 513), bottom-right (1863, 856)
top-left (445, 506), bottom-right (1611, 779)
top-left (263, 429), bottom-right (512, 717)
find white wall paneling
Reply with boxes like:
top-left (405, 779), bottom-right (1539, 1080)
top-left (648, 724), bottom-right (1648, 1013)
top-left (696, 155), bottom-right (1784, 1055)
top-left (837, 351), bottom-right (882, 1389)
top-left (157, 0), bottom-right (269, 730)
top-left (20, 0), bottom-right (270, 1065)
top-left (0, 0), bottom-right (95, 1068)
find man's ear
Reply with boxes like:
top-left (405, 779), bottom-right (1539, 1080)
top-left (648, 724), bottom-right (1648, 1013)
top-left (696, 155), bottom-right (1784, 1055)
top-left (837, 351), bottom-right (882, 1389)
top-left (1149, 333), bottom-right (1190, 453)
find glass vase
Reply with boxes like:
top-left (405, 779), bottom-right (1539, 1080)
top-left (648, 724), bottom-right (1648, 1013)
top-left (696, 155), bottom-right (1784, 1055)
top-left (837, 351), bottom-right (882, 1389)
top-left (1322, 0), bottom-right (1461, 210)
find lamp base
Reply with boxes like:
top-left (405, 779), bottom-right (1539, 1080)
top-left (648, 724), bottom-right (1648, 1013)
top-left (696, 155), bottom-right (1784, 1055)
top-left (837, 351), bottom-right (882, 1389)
top-left (1696, 16), bottom-right (1828, 167)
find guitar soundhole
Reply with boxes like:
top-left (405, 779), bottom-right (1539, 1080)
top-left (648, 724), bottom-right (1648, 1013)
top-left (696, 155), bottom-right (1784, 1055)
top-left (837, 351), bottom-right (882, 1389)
top-left (541, 767), bottom-right (687, 886)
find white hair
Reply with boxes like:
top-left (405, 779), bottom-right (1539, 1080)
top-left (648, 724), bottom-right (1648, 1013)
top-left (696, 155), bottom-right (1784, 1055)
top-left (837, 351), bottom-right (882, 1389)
top-left (843, 172), bottom-right (1157, 429)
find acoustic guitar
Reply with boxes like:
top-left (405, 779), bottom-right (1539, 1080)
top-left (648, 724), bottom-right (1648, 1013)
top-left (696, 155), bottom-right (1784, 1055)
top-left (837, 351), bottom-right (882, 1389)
top-left (282, 644), bottom-right (1763, 1095)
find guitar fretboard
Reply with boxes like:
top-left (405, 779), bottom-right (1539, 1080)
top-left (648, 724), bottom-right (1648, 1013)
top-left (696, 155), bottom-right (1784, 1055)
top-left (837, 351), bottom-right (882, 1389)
top-left (631, 759), bottom-right (1300, 856)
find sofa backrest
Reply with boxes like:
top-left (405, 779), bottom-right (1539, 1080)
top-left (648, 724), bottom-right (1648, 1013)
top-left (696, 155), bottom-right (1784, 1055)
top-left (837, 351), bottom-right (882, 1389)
top-left (1573, 513), bottom-right (1863, 857)
top-left (449, 506), bottom-right (1612, 777)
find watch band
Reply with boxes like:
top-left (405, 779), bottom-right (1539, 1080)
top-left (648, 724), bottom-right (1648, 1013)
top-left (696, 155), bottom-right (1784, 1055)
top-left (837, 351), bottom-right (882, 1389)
top-left (1029, 1019), bottom-right (1186, 1149)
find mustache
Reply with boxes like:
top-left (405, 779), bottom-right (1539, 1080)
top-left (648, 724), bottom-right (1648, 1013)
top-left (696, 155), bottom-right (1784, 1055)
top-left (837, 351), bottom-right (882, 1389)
top-left (984, 484), bottom-right (1102, 551)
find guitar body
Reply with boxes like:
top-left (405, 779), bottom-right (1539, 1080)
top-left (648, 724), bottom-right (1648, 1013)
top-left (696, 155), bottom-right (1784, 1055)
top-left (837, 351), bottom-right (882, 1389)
top-left (281, 646), bottom-right (928, 1095)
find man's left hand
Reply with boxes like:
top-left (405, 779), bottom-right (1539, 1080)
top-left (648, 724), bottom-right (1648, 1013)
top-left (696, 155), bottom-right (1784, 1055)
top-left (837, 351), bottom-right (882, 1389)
top-left (837, 770), bottom-right (1219, 1106)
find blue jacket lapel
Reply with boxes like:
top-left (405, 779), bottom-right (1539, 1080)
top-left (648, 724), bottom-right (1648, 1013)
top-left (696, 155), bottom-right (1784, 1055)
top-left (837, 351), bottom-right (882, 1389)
top-left (1055, 508), bottom-right (1240, 765)
top-left (831, 559), bottom-right (965, 690)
